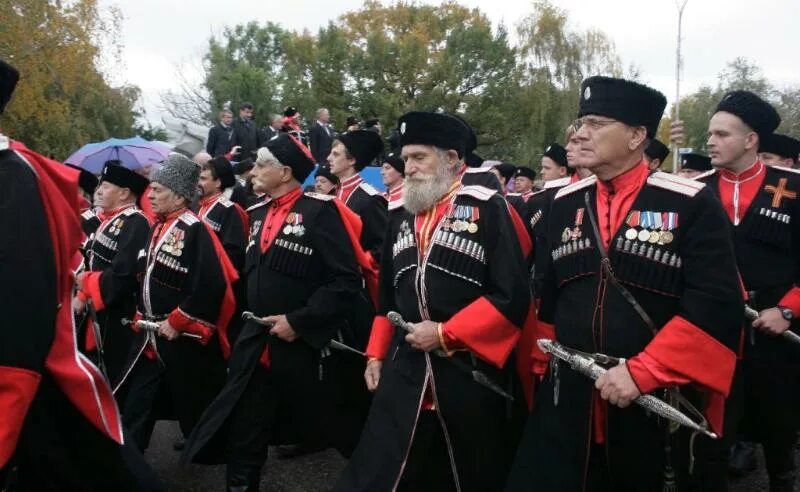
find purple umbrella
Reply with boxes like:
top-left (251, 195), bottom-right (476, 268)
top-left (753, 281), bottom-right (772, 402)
top-left (65, 137), bottom-right (172, 174)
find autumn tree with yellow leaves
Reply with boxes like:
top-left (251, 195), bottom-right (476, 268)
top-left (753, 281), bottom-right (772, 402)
top-left (1, 0), bottom-right (140, 159)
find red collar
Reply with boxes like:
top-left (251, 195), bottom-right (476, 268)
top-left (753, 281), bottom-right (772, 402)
top-left (388, 183), bottom-right (404, 200)
top-left (271, 186), bottom-right (303, 207)
top-left (157, 207), bottom-right (188, 223)
top-left (719, 159), bottom-right (764, 183)
top-left (199, 192), bottom-right (222, 208)
top-left (98, 203), bottom-right (136, 222)
top-left (597, 161), bottom-right (649, 195)
top-left (339, 173), bottom-right (363, 190)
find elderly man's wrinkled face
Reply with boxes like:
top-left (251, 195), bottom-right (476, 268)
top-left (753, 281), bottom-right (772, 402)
top-left (252, 159), bottom-right (288, 196)
top-left (148, 182), bottom-right (185, 215)
top-left (514, 176), bottom-right (533, 193)
top-left (401, 144), bottom-right (460, 214)
top-left (571, 115), bottom-right (642, 172)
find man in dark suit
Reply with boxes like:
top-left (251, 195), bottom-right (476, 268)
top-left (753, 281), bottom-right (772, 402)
top-left (310, 108), bottom-right (334, 165)
top-left (261, 114), bottom-right (283, 143)
top-left (206, 109), bottom-right (234, 157)
top-left (231, 103), bottom-right (260, 160)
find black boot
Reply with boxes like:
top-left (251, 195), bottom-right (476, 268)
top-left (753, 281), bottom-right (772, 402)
top-left (728, 441), bottom-right (758, 476)
top-left (226, 464), bottom-right (260, 492)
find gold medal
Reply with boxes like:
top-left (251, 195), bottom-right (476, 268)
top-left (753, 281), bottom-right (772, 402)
top-left (163, 245), bottom-right (173, 254)
top-left (283, 225), bottom-right (293, 235)
top-left (175, 249), bottom-right (182, 257)
top-left (177, 241), bottom-right (184, 249)
top-left (660, 231), bottom-right (674, 244)
top-left (455, 221), bottom-right (467, 233)
top-left (625, 228), bottom-right (638, 240)
top-left (648, 231), bottom-right (660, 244)
top-left (467, 222), bottom-right (478, 234)
top-left (637, 229), bottom-right (650, 242)
top-left (286, 212), bottom-right (296, 224)
top-left (562, 227), bottom-right (571, 243)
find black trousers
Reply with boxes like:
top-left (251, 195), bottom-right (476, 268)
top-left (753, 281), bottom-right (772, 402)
top-left (727, 358), bottom-right (800, 486)
top-left (396, 410), bottom-right (457, 492)
top-left (225, 365), bottom-right (277, 489)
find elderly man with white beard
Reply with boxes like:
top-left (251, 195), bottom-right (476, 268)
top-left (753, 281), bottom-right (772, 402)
top-left (335, 111), bottom-right (530, 492)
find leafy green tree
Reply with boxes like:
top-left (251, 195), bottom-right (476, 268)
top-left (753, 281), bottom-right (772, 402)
top-left (1, 0), bottom-right (140, 159)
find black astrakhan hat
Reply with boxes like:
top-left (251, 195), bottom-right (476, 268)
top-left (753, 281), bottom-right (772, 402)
top-left (543, 143), bottom-right (568, 167)
top-left (715, 90), bottom-right (780, 140)
top-left (579, 76), bottom-right (667, 138)
top-left (364, 118), bottom-right (380, 128)
top-left (66, 164), bottom-right (99, 196)
top-left (759, 133), bottom-right (800, 159)
top-left (314, 164), bottom-right (339, 185)
top-left (233, 158), bottom-right (254, 175)
top-left (383, 151), bottom-right (405, 175)
top-left (645, 139), bottom-right (670, 162)
top-left (284, 106), bottom-right (298, 117)
top-left (337, 129), bottom-right (384, 171)
top-left (208, 156), bottom-right (236, 189)
top-left (680, 153), bottom-right (712, 172)
top-left (465, 152), bottom-right (484, 168)
top-left (514, 166), bottom-right (536, 181)
top-left (0, 59), bottom-right (19, 114)
top-left (345, 116), bottom-right (360, 128)
top-left (494, 163), bottom-right (516, 180)
top-left (101, 161), bottom-right (149, 196)
top-left (397, 112), bottom-right (471, 159)
top-left (266, 133), bottom-right (315, 182)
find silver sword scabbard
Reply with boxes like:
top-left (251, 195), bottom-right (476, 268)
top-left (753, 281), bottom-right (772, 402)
top-left (387, 311), bottom-right (514, 401)
top-left (242, 311), bottom-right (364, 356)
top-left (744, 306), bottom-right (800, 345)
top-left (538, 339), bottom-right (718, 439)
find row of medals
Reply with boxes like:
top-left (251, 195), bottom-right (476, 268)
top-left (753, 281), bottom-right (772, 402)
top-left (444, 219), bottom-right (478, 234)
top-left (624, 227), bottom-right (674, 245)
top-left (163, 233), bottom-right (185, 257)
top-left (283, 213), bottom-right (305, 237)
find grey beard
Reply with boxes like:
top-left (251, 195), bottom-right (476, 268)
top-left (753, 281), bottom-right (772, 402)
top-left (404, 165), bottom-right (458, 214)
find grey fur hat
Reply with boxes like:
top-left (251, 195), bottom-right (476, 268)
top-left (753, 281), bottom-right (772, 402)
top-left (152, 153), bottom-right (200, 200)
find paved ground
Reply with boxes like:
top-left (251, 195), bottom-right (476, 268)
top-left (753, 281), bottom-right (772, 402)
top-left (147, 421), bottom-right (797, 491)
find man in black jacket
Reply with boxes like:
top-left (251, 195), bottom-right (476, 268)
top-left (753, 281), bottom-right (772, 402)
top-left (231, 103), bottom-right (260, 160)
top-left (206, 109), bottom-right (234, 157)
top-left (309, 108), bottom-right (334, 165)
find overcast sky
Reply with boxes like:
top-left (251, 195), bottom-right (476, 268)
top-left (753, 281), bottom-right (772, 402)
top-left (100, 0), bottom-right (800, 125)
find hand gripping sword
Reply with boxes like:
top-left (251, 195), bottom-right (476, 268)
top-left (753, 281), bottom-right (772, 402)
top-left (387, 311), bottom-right (514, 401)
top-left (120, 318), bottom-right (203, 340)
top-left (744, 306), bottom-right (800, 346)
top-left (241, 311), bottom-right (366, 357)
top-left (537, 339), bottom-right (718, 439)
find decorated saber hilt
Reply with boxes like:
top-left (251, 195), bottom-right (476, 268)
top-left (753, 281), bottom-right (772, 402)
top-left (537, 339), bottom-right (718, 439)
top-left (242, 311), bottom-right (365, 357)
top-left (387, 311), bottom-right (514, 401)
top-left (744, 306), bottom-right (800, 345)
top-left (120, 318), bottom-right (202, 340)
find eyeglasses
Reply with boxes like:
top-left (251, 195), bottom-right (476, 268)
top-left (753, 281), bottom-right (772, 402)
top-left (571, 117), bottom-right (619, 133)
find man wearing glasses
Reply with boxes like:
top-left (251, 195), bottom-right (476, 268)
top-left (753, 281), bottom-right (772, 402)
top-left (507, 76), bottom-right (743, 491)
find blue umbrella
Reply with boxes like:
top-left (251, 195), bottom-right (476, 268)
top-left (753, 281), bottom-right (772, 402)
top-left (301, 165), bottom-right (385, 191)
top-left (65, 137), bottom-right (172, 174)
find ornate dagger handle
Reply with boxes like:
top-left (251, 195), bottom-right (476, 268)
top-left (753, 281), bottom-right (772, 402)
top-left (121, 318), bottom-right (202, 340)
top-left (538, 339), bottom-right (717, 439)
